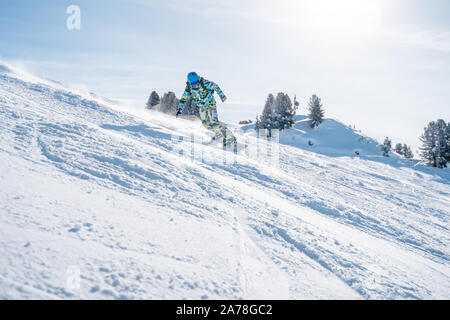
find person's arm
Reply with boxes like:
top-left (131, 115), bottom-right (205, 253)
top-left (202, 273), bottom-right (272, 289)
top-left (178, 84), bottom-right (191, 110)
top-left (204, 79), bottom-right (227, 102)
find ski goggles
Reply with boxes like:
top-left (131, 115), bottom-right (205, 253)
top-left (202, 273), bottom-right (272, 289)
top-left (189, 80), bottom-right (199, 86)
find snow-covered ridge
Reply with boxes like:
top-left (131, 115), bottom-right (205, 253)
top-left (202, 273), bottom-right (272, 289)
top-left (0, 61), bottom-right (120, 109)
top-left (243, 115), bottom-right (385, 158)
top-left (0, 63), bottom-right (449, 299)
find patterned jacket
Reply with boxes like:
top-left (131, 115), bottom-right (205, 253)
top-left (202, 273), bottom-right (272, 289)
top-left (179, 78), bottom-right (225, 110)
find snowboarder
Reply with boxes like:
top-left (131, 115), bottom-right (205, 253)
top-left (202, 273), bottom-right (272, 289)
top-left (176, 72), bottom-right (237, 150)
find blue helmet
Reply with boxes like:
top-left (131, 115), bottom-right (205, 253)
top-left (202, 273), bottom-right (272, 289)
top-left (187, 72), bottom-right (199, 85)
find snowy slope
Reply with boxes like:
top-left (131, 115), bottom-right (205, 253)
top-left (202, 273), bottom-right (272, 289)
top-left (242, 115), bottom-right (387, 157)
top-left (0, 63), bottom-right (449, 300)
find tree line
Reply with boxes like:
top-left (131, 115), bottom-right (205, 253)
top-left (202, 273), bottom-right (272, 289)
top-left (146, 91), bottom-right (199, 117)
top-left (255, 93), bottom-right (326, 134)
top-left (380, 120), bottom-right (449, 167)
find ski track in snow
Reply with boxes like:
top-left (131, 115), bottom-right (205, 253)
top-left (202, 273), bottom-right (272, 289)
top-left (0, 65), bottom-right (449, 299)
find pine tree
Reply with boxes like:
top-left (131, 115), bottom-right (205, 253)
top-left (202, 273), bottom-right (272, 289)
top-left (256, 94), bottom-right (276, 136)
top-left (402, 144), bottom-right (414, 159)
top-left (159, 91), bottom-right (179, 114)
top-left (307, 95), bottom-right (325, 128)
top-left (434, 119), bottom-right (448, 168)
top-left (420, 121), bottom-right (437, 167)
top-left (260, 94), bottom-right (275, 129)
top-left (420, 119), bottom-right (448, 168)
top-left (381, 137), bottom-right (392, 157)
top-left (395, 143), bottom-right (404, 155)
top-left (146, 91), bottom-right (160, 109)
top-left (274, 93), bottom-right (296, 130)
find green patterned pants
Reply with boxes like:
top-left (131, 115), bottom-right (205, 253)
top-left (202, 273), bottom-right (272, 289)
top-left (199, 104), bottom-right (235, 145)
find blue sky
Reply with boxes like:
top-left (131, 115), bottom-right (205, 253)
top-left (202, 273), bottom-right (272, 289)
top-left (1, 0), bottom-right (449, 151)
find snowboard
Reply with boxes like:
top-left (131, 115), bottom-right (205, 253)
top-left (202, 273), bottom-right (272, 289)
top-left (203, 134), bottom-right (247, 155)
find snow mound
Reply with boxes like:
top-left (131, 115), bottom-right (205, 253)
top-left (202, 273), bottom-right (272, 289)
top-left (0, 64), bottom-right (449, 300)
top-left (242, 115), bottom-right (386, 157)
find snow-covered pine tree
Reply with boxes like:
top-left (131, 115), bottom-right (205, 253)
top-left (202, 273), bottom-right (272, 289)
top-left (256, 94), bottom-right (276, 136)
top-left (434, 119), bottom-right (448, 168)
top-left (146, 91), bottom-right (160, 109)
top-left (274, 93), bottom-right (295, 130)
top-left (420, 121), bottom-right (437, 166)
top-left (395, 143), bottom-right (404, 155)
top-left (419, 119), bottom-right (448, 168)
top-left (381, 137), bottom-right (392, 157)
top-left (159, 91), bottom-right (179, 115)
top-left (261, 94), bottom-right (275, 128)
top-left (307, 95), bottom-right (325, 128)
top-left (435, 141), bottom-right (447, 168)
top-left (402, 144), bottom-right (414, 159)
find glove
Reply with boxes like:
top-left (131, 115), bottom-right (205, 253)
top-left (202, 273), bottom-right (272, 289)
top-left (175, 109), bottom-right (182, 117)
top-left (220, 94), bottom-right (227, 103)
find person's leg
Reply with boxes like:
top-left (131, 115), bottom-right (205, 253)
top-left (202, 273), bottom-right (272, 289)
top-left (199, 103), bottom-right (236, 147)
top-left (199, 107), bottom-right (208, 129)
top-left (199, 106), bottom-right (221, 140)
top-left (208, 105), bottom-right (236, 145)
